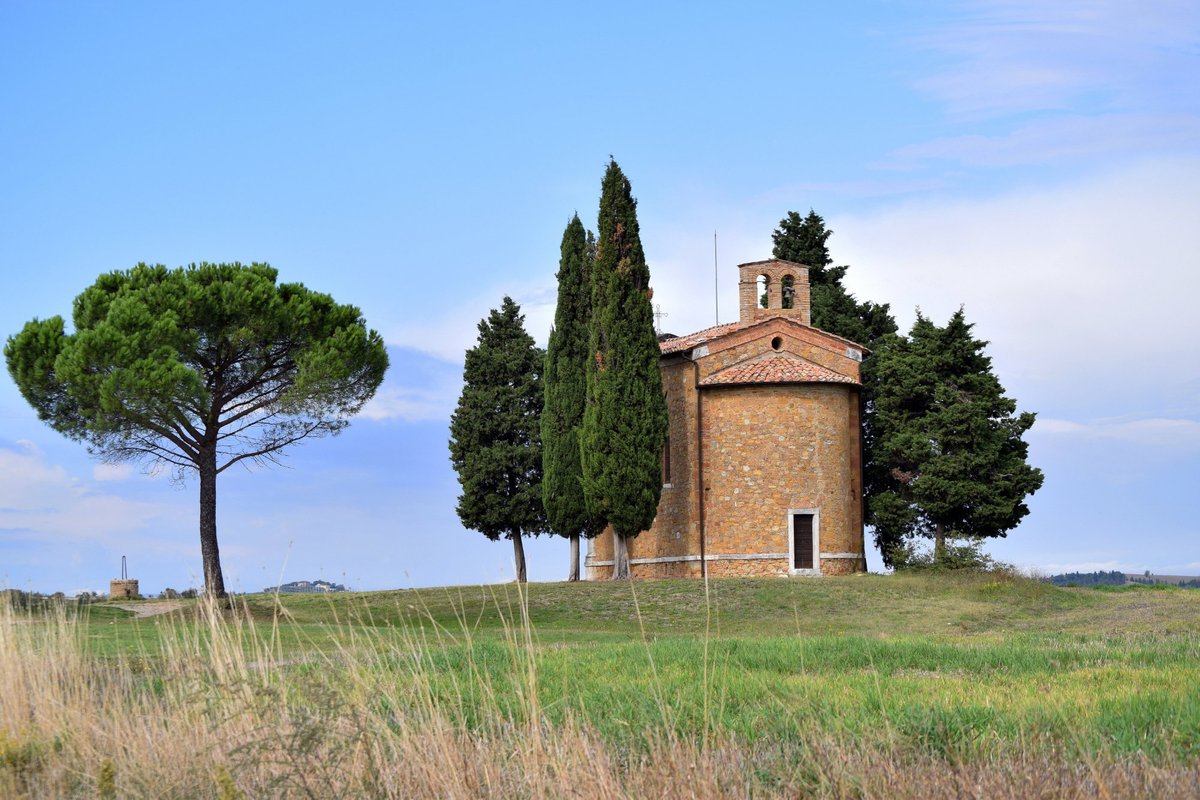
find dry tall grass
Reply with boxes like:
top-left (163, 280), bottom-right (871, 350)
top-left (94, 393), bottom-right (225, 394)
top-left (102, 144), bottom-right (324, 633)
top-left (2, 597), bottom-right (1197, 799)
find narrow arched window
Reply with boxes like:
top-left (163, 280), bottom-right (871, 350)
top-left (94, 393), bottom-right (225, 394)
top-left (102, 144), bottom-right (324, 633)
top-left (757, 274), bottom-right (770, 308)
top-left (781, 274), bottom-right (796, 309)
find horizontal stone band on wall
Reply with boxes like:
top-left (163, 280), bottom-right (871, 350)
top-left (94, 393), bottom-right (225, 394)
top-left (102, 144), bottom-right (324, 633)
top-left (587, 551), bottom-right (864, 567)
top-left (588, 551), bottom-right (787, 568)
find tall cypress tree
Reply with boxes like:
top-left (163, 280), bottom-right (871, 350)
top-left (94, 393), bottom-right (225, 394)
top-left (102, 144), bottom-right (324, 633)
top-left (448, 297), bottom-right (546, 582)
top-left (581, 160), bottom-right (668, 579)
top-left (542, 215), bottom-right (602, 581)
top-left (870, 308), bottom-right (1043, 564)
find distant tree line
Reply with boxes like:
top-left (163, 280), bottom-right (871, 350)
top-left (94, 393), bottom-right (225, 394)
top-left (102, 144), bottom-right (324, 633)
top-left (1047, 570), bottom-right (1127, 587)
top-left (1046, 571), bottom-right (1200, 589)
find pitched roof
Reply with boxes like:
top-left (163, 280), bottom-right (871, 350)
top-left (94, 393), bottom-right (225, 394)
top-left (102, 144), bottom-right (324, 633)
top-left (699, 352), bottom-right (859, 387)
top-left (658, 322), bottom-right (741, 355)
top-left (658, 316), bottom-right (868, 358)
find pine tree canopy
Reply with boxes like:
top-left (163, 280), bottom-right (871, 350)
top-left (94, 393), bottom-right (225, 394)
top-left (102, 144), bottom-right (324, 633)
top-left (4, 262), bottom-right (388, 596)
top-left (869, 308), bottom-right (1044, 563)
top-left (449, 296), bottom-right (546, 545)
top-left (581, 160), bottom-right (668, 541)
top-left (542, 214), bottom-right (602, 542)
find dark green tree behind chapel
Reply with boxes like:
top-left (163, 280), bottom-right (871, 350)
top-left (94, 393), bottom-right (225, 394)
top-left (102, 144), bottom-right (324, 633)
top-left (771, 210), bottom-right (898, 561)
top-left (581, 161), bottom-right (668, 579)
top-left (869, 309), bottom-right (1043, 563)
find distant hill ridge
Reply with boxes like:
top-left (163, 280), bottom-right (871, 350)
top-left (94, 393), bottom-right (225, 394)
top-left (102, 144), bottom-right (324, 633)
top-left (263, 579), bottom-right (348, 594)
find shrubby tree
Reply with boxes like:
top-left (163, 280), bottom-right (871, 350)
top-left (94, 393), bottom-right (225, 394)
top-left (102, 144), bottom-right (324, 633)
top-left (542, 215), bottom-right (603, 581)
top-left (449, 297), bottom-right (546, 582)
top-left (5, 262), bottom-right (388, 598)
top-left (581, 161), bottom-right (668, 579)
top-left (870, 309), bottom-right (1043, 564)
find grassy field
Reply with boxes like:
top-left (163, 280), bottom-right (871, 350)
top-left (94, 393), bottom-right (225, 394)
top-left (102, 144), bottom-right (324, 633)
top-left (4, 572), bottom-right (1199, 797)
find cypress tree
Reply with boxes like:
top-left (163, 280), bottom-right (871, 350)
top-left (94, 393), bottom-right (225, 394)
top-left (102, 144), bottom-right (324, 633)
top-left (448, 297), bottom-right (546, 582)
top-left (542, 215), bottom-right (602, 581)
top-left (581, 160), bottom-right (668, 579)
top-left (870, 308), bottom-right (1044, 564)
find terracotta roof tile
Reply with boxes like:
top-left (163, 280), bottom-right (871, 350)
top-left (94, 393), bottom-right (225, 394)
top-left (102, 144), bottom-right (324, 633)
top-left (659, 316), bottom-right (868, 357)
top-left (700, 352), bottom-right (858, 387)
top-left (658, 322), bottom-right (742, 354)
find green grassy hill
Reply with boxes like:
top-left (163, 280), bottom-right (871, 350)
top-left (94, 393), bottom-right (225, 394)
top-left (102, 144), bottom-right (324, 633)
top-left (7, 573), bottom-right (1200, 798)
top-left (236, 571), bottom-right (1200, 639)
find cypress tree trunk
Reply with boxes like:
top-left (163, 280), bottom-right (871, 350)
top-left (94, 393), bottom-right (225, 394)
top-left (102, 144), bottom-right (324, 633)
top-left (611, 530), bottom-right (630, 580)
top-left (512, 532), bottom-right (527, 583)
top-left (198, 444), bottom-right (227, 598)
top-left (568, 533), bottom-right (580, 582)
top-left (934, 522), bottom-right (946, 564)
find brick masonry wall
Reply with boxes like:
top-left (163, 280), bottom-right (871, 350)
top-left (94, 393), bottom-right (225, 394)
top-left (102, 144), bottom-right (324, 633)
top-left (585, 380), bottom-right (866, 580)
top-left (700, 384), bottom-right (863, 566)
top-left (706, 558), bottom-right (789, 577)
top-left (583, 290), bottom-right (869, 581)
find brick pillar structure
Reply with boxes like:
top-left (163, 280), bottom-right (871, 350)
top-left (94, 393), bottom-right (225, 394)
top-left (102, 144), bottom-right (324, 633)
top-left (738, 260), bottom-right (812, 325)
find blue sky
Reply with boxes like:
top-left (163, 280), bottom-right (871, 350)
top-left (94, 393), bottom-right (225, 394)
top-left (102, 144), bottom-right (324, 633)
top-left (2, 1), bottom-right (1197, 594)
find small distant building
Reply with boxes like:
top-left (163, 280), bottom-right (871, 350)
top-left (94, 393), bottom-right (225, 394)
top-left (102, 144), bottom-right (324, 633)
top-left (586, 259), bottom-right (868, 579)
top-left (264, 579), bottom-right (348, 593)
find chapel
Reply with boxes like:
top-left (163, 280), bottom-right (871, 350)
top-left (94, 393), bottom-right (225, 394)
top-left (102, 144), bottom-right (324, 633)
top-left (585, 259), bottom-right (868, 579)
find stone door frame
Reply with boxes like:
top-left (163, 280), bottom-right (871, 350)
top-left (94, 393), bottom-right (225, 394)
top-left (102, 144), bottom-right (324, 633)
top-left (787, 507), bottom-right (821, 576)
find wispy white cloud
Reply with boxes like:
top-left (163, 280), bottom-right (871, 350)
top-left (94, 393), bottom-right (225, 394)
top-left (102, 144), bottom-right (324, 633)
top-left (360, 383), bottom-right (457, 423)
top-left (912, 0), bottom-right (1200, 120)
top-left (833, 155), bottom-right (1200, 411)
top-left (385, 280), bottom-right (556, 363)
top-left (885, 114), bottom-right (1200, 169)
top-left (1036, 417), bottom-right (1200, 450)
top-left (0, 441), bottom-right (168, 543)
top-left (92, 463), bottom-right (132, 482)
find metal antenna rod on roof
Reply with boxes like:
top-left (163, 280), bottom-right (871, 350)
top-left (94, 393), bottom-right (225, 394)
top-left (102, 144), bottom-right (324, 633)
top-left (713, 231), bottom-right (719, 325)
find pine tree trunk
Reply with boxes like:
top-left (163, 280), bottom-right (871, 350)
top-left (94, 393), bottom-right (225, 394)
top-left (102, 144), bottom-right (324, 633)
top-left (512, 533), bottom-right (527, 583)
top-left (568, 533), bottom-right (580, 582)
top-left (934, 523), bottom-right (946, 564)
top-left (198, 445), bottom-right (227, 598)
top-left (611, 530), bottom-right (630, 580)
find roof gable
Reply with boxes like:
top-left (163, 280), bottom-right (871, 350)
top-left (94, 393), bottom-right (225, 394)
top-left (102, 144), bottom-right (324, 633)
top-left (659, 315), bottom-right (867, 359)
top-left (700, 351), bottom-right (859, 387)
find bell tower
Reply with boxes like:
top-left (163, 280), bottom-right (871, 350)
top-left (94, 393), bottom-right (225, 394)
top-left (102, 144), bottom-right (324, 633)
top-left (738, 259), bottom-right (811, 325)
